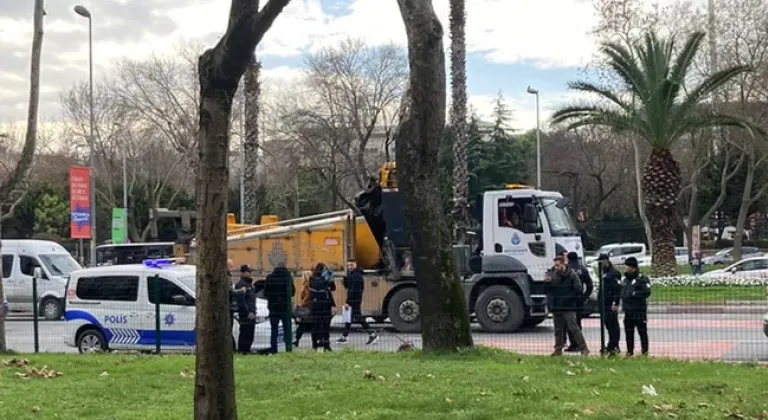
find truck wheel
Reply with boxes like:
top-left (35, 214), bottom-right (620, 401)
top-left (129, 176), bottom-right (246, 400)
top-left (40, 297), bottom-right (63, 321)
top-left (522, 316), bottom-right (547, 328)
top-left (476, 285), bottom-right (525, 333)
top-left (387, 287), bottom-right (421, 333)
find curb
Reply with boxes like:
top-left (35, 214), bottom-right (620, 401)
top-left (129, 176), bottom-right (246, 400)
top-left (649, 304), bottom-right (767, 314)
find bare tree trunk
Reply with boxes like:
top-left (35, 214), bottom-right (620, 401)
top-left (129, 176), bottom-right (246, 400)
top-left (0, 206), bottom-right (6, 353)
top-left (193, 1), bottom-right (291, 419)
top-left (632, 138), bottom-right (653, 255)
top-left (395, 0), bottom-right (473, 351)
top-left (449, 0), bottom-right (468, 242)
top-left (733, 153), bottom-right (756, 262)
top-left (242, 56), bottom-right (261, 224)
top-left (0, 0), bottom-right (45, 353)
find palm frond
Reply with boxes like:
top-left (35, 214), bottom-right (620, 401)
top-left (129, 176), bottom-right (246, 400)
top-left (599, 41), bottom-right (649, 100)
top-left (676, 64), bottom-right (753, 115)
top-left (671, 112), bottom-right (765, 145)
top-left (566, 81), bottom-right (632, 111)
top-left (550, 105), bottom-right (637, 133)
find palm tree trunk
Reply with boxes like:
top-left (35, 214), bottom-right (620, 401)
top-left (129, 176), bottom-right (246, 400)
top-left (633, 137), bottom-right (653, 257)
top-left (449, 0), bottom-right (468, 242)
top-left (396, 0), bottom-right (473, 351)
top-left (643, 148), bottom-right (680, 277)
top-left (242, 56), bottom-right (261, 224)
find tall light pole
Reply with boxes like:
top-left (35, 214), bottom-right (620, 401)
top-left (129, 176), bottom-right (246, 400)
top-left (74, 4), bottom-right (96, 266)
top-left (526, 86), bottom-right (541, 188)
top-left (112, 123), bottom-right (128, 237)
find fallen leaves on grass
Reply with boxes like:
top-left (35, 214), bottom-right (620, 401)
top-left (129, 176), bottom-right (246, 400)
top-left (3, 358), bottom-right (29, 367)
top-left (582, 408), bottom-right (594, 415)
top-left (15, 366), bottom-right (63, 380)
top-left (180, 368), bottom-right (194, 379)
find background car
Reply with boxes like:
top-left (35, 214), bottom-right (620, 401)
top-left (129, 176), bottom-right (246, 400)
top-left (702, 247), bottom-right (762, 265)
top-left (701, 256), bottom-right (768, 279)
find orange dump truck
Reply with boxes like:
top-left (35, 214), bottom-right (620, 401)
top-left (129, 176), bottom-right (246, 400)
top-left (223, 210), bottom-right (398, 324)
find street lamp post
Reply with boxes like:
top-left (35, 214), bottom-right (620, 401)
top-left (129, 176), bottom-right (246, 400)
top-left (526, 86), bottom-right (541, 189)
top-left (112, 123), bottom-right (128, 238)
top-left (74, 5), bottom-right (96, 266)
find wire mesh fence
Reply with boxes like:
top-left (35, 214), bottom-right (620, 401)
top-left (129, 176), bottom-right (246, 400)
top-left (4, 268), bottom-right (767, 362)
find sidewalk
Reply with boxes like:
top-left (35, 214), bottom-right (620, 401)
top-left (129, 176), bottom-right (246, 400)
top-left (648, 301), bottom-right (767, 314)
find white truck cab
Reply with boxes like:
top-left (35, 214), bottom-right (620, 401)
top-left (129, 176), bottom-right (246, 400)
top-left (2, 240), bottom-right (81, 320)
top-left (63, 259), bottom-right (280, 353)
top-left (482, 186), bottom-right (585, 282)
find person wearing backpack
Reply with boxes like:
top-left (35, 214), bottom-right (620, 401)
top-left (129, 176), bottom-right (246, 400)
top-left (309, 263), bottom-right (336, 351)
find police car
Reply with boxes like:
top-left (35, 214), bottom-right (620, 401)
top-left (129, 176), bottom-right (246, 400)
top-left (63, 259), bottom-right (282, 353)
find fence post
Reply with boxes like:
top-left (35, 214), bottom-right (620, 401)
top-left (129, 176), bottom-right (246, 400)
top-left (598, 264), bottom-right (606, 356)
top-left (284, 275), bottom-right (293, 353)
top-left (154, 274), bottom-right (161, 354)
top-left (32, 275), bottom-right (39, 353)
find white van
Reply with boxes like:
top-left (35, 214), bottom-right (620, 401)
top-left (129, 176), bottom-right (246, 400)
top-left (586, 242), bottom-right (647, 268)
top-left (2, 240), bottom-right (82, 320)
top-left (63, 260), bottom-right (285, 353)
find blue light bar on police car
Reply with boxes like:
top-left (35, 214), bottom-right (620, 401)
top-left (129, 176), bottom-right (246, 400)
top-left (143, 258), bottom-right (174, 268)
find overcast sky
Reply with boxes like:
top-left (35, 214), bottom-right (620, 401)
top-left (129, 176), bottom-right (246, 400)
top-left (0, 0), bottom-right (700, 131)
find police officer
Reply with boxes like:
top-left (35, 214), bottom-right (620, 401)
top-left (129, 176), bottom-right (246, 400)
top-left (565, 251), bottom-right (593, 352)
top-left (597, 254), bottom-right (622, 355)
top-left (620, 257), bottom-right (651, 356)
top-left (235, 265), bottom-right (257, 354)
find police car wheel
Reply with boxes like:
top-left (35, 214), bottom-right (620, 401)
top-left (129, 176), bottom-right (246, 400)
top-left (77, 329), bottom-right (107, 354)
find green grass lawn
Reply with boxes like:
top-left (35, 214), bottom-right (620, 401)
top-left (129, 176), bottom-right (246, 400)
top-left (650, 286), bottom-right (767, 304)
top-left (1, 350), bottom-right (767, 419)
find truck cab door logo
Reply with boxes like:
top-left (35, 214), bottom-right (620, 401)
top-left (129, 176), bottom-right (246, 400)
top-left (511, 233), bottom-right (521, 246)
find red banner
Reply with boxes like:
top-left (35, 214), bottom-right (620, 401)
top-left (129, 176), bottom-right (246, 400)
top-left (69, 166), bottom-right (91, 239)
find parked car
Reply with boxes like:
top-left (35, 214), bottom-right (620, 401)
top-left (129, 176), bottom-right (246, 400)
top-left (63, 260), bottom-right (289, 354)
top-left (701, 257), bottom-right (768, 279)
top-left (2, 240), bottom-right (82, 320)
top-left (702, 247), bottom-right (762, 266)
top-left (675, 247), bottom-right (690, 265)
top-left (585, 243), bottom-right (647, 267)
top-left (763, 311), bottom-right (768, 339)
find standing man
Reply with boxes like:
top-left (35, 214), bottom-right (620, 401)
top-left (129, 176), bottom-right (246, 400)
top-left (565, 252), bottom-right (593, 352)
top-left (547, 255), bottom-right (589, 356)
top-left (620, 257), bottom-right (651, 356)
top-left (337, 259), bottom-right (378, 345)
top-left (264, 262), bottom-right (295, 354)
top-left (234, 265), bottom-right (257, 354)
top-left (597, 254), bottom-right (622, 355)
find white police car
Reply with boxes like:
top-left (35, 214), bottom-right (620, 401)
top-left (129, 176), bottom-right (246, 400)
top-left (63, 259), bottom-right (284, 353)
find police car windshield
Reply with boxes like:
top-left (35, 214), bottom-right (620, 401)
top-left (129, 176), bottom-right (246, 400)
top-left (40, 253), bottom-right (81, 277)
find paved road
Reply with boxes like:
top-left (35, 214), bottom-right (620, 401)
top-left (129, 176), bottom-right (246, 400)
top-left (5, 313), bottom-right (767, 361)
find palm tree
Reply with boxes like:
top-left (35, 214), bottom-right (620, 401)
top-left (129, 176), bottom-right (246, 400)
top-left (450, 0), bottom-right (469, 243)
top-left (551, 30), bottom-right (755, 277)
top-left (242, 56), bottom-right (261, 224)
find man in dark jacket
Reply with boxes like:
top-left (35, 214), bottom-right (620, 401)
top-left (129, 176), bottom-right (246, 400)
top-left (547, 256), bottom-right (589, 356)
top-left (234, 265), bottom-right (257, 354)
top-left (621, 257), bottom-right (651, 356)
top-left (337, 260), bottom-right (378, 345)
top-left (565, 252), bottom-right (593, 352)
top-left (597, 254), bottom-right (622, 354)
top-left (264, 262), bottom-right (295, 354)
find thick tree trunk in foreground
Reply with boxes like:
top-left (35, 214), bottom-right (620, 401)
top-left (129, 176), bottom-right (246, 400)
top-left (395, 0), bottom-right (473, 351)
top-left (242, 56), bottom-right (261, 224)
top-left (193, 1), bottom-right (291, 419)
top-left (0, 0), bottom-right (44, 353)
top-left (643, 148), bottom-right (680, 277)
top-left (449, 0), bottom-right (469, 243)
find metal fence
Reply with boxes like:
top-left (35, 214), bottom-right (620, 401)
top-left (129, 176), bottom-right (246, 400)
top-left (4, 273), bottom-right (767, 362)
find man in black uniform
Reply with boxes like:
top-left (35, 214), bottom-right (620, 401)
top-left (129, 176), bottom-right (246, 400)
top-left (337, 259), bottom-right (378, 345)
top-left (565, 251), bottom-right (593, 352)
top-left (264, 262), bottom-right (295, 354)
top-left (597, 254), bottom-right (622, 355)
top-left (234, 265), bottom-right (257, 354)
top-left (620, 257), bottom-right (651, 356)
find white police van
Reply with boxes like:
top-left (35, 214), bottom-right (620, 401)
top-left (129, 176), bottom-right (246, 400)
top-left (63, 259), bottom-right (283, 353)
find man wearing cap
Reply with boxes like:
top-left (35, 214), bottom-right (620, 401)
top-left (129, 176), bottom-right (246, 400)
top-left (547, 255), bottom-right (589, 356)
top-left (597, 254), bottom-right (622, 355)
top-left (564, 251), bottom-right (593, 352)
top-left (620, 257), bottom-right (651, 356)
top-left (234, 265), bottom-right (257, 354)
